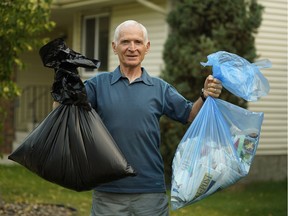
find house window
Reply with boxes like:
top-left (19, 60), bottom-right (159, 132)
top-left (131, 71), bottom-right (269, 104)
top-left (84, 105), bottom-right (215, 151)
top-left (83, 15), bottom-right (109, 73)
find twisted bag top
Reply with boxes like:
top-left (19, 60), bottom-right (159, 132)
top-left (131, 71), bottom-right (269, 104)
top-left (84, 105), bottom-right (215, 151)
top-left (39, 38), bottom-right (101, 110)
top-left (39, 37), bottom-right (100, 69)
top-left (201, 51), bottom-right (271, 101)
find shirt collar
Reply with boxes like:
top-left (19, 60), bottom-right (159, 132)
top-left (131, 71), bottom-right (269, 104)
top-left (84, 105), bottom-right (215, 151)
top-left (111, 66), bottom-right (154, 86)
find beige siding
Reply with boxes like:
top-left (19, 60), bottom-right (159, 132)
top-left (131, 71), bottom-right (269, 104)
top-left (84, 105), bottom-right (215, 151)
top-left (109, 0), bottom-right (168, 77)
top-left (249, 0), bottom-right (287, 155)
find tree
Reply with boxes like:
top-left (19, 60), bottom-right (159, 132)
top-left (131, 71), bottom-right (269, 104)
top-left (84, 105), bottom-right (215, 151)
top-left (0, 0), bottom-right (55, 154)
top-left (160, 0), bottom-right (264, 184)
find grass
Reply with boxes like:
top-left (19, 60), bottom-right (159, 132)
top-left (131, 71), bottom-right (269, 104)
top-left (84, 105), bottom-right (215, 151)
top-left (0, 164), bottom-right (287, 216)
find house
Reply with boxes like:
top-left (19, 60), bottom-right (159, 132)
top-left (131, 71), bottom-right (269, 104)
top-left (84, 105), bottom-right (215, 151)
top-left (5, 0), bottom-right (287, 181)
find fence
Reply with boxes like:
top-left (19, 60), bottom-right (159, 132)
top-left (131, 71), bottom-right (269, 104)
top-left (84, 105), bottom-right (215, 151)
top-left (15, 85), bottom-right (54, 131)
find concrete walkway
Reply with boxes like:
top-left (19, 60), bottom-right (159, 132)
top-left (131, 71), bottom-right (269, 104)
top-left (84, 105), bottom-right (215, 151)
top-left (0, 154), bottom-right (17, 165)
top-left (0, 131), bottom-right (29, 165)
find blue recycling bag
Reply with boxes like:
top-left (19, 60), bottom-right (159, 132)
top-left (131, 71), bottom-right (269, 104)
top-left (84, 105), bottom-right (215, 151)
top-left (171, 97), bottom-right (264, 210)
top-left (201, 51), bottom-right (271, 101)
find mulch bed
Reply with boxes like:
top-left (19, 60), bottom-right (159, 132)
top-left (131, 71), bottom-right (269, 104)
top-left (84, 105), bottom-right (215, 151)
top-left (0, 201), bottom-right (77, 216)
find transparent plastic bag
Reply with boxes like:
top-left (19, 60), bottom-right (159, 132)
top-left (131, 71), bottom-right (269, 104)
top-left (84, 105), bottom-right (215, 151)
top-left (201, 51), bottom-right (271, 101)
top-left (215, 99), bottom-right (264, 174)
top-left (171, 97), bottom-right (263, 209)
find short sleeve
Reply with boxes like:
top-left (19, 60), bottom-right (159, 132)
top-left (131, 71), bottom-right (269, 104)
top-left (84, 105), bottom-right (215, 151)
top-left (84, 78), bottom-right (97, 109)
top-left (163, 84), bottom-right (193, 124)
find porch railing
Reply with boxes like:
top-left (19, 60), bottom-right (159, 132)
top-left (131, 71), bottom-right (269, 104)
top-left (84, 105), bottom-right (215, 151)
top-left (15, 85), bottom-right (54, 131)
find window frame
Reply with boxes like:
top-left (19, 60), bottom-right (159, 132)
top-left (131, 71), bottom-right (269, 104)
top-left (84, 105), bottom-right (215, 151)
top-left (81, 13), bottom-right (110, 78)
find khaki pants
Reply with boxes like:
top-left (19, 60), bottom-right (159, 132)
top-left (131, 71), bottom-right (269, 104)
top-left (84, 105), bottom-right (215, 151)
top-left (90, 191), bottom-right (169, 216)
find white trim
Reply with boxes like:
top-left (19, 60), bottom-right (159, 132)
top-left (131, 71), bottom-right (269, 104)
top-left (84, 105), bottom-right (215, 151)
top-left (52, 0), bottom-right (112, 8)
top-left (136, 0), bottom-right (167, 15)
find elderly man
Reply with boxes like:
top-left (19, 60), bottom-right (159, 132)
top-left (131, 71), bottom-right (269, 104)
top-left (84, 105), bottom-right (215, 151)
top-left (84, 20), bottom-right (222, 216)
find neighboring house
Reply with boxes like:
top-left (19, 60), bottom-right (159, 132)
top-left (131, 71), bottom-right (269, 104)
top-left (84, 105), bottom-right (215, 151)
top-left (9, 0), bottom-right (287, 181)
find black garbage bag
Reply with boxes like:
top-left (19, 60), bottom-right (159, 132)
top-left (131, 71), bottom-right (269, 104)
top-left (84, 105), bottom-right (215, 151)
top-left (8, 38), bottom-right (136, 191)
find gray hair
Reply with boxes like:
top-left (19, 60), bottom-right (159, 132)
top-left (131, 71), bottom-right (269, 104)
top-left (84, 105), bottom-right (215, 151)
top-left (113, 20), bottom-right (149, 45)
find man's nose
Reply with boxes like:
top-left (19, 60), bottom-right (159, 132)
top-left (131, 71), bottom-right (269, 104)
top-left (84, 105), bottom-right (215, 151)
top-left (128, 42), bottom-right (136, 51)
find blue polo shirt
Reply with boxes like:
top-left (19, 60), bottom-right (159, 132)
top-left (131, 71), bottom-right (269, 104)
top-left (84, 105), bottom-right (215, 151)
top-left (84, 66), bottom-right (193, 193)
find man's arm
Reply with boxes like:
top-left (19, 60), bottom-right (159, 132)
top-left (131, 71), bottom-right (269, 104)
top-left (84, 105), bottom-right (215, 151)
top-left (187, 75), bottom-right (222, 122)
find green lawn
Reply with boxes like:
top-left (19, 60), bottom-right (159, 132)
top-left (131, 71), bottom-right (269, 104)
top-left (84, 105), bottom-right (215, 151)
top-left (0, 164), bottom-right (286, 216)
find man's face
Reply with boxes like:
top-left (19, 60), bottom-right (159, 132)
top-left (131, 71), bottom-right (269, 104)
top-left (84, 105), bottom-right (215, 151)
top-left (112, 25), bottom-right (150, 69)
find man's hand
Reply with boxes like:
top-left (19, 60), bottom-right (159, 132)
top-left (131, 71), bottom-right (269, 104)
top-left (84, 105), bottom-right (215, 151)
top-left (203, 75), bottom-right (222, 98)
top-left (187, 75), bottom-right (223, 122)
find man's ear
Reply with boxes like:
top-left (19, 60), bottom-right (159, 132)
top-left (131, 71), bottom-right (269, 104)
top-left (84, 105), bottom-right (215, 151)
top-left (145, 41), bottom-right (151, 54)
top-left (112, 42), bottom-right (117, 54)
